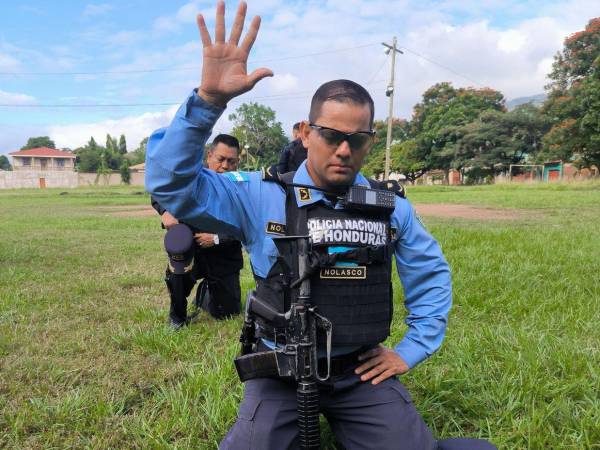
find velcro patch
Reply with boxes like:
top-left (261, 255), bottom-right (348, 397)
top-left (308, 217), bottom-right (388, 246)
top-left (224, 171), bottom-right (249, 182)
top-left (266, 221), bottom-right (287, 235)
top-left (320, 266), bottom-right (366, 279)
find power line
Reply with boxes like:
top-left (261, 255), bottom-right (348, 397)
top-left (0, 79), bottom-right (388, 109)
top-left (366, 53), bottom-right (389, 85)
top-left (0, 43), bottom-right (379, 76)
top-left (397, 45), bottom-right (485, 87)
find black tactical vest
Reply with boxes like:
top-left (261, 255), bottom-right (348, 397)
top-left (255, 171), bottom-right (401, 347)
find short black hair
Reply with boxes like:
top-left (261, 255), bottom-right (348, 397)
top-left (292, 122), bottom-right (301, 131)
top-left (211, 134), bottom-right (240, 152)
top-left (309, 80), bottom-right (375, 128)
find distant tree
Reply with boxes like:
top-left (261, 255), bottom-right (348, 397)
top-left (0, 155), bottom-right (12, 171)
top-left (105, 134), bottom-right (115, 153)
top-left (120, 159), bottom-right (131, 184)
top-left (450, 104), bottom-right (551, 178)
top-left (21, 136), bottom-right (56, 150)
top-left (362, 119), bottom-right (410, 178)
top-left (128, 137), bottom-right (148, 165)
top-left (118, 134), bottom-right (127, 155)
top-left (390, 140), bottom-right (427, 183)
top-left (74, 137), bottom-right (104, 172)
top-left (542, 18), bottom-right (600, 171)
top-left (229, 102), bottom-right (288, 169)
top-left (411, 82), bottom-right (506, 181)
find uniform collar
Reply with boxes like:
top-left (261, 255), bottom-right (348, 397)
top-left (291, 161), bottom-right (370, 208)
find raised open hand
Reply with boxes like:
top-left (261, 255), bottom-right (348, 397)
top-left (197, 1), bottom-right (273, 107)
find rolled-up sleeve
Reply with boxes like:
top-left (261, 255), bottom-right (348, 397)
top-left (392, 199), bottom-right (452, 368)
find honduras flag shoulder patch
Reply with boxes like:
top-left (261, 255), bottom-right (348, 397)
top-left (224, 171), bottom-right (250, 182)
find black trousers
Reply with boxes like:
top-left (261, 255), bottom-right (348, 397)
top-left (165, 268), bottom-right (241, 322)
top-left (220, 374), bottom-right (497, 450)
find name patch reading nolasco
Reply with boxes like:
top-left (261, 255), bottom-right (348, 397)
top-left (320, 266), bottom-right (367, 279)
top-left (307, 218), bottom-right (388, 246)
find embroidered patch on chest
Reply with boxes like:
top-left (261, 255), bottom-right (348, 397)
top-left (307, 218), bottom-right (388, 246)
top-left (266, 221), bottom-right (287, 235)
top-left (320, 266), bottom-right (367, 279)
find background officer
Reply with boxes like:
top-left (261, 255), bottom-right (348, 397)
top-left (146, 2), bottom-right (495, 449)
top-left (151, 134), bottom-right (244, 328)
top-left (277, 122), bottom-right (307, 173)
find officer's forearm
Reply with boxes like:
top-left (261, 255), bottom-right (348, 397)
top-left (145, 90), bottom-right (224, 220)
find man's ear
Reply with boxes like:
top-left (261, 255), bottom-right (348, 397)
top-left (299, 121), bottom-right (311, 150)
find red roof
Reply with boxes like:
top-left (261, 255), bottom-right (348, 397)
top-left (9, 147), bottom-right (75, 158)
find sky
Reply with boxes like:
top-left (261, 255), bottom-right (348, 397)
top-left (0, 0), bottom-right (598, 154)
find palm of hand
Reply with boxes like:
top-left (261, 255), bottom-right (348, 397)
top-left (196, 2), bottom-right (272, 106)
top-left (201, 46), bottom-right (251, 99)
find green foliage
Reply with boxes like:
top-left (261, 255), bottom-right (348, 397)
top-left (228, 103), bottom-right (288, 169)
top-left (120, 160), bottom-right (131, 184)
top-left (74, 137), bottom-right (103, 172)
top-left (21, 136), bottom-right (56, 150)
top-left (390, 140), bottom-right (427, 182)
top-left (118, 134), bottom-right (127, 155)
top-left (128, 137), bottom-right (148, 166)
top-left (542, 18), bottom-right (600, 171)
top-left (75, 135), bottom-right (128, 173)
top-left (452, 105), bottom-right (551, 178)
top-left (0, 155), bottom-right (12, 171)
top-left (362, 119), bottom-right (410, 178)
top-left (410, 83), bottom-right (506, 177)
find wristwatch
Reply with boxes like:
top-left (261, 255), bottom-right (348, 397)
top-left (213, 234), bottom-right (220, 245)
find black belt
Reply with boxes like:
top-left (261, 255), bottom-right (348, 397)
top-left (318, 347), bottom-right (368, 377)
top-left (235, 343), bottom-right (372, 382)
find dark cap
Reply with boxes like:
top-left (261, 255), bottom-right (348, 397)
top-left (164, 223), bottom-right (194, 274)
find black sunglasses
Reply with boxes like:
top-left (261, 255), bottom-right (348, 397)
top-left (309, 123), bottom-right (375, 150)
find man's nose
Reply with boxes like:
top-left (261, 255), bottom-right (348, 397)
top-left (334, 139), bottom-right (352, 158)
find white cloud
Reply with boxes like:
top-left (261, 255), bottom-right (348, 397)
top-left (268, 73), bottom-right (299, 93)
top-left (0, 53), bottom-right (20, 72)
top-left (497, 30), bottom-right (527, 53)
top-left (153, 1), bottom-right (204, 33)
top-left (106, 31), bottom-right (145, 47)
top-left (48, 107), bottom-right (178, 150)
top-left (83, 3), bottom-right (114, 19)
top-left (0, 90), bottom-right (36, 105)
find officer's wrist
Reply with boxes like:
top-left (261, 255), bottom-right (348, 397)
top-left (213, 234), bottom-right (220, 245)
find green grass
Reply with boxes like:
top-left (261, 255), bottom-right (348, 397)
top-left (1, 183), bottom-right (599, 449)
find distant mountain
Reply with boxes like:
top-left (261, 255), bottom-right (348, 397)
top-left (506, 94), bottom-right (547, 110)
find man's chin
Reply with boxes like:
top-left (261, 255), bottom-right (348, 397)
top-left (325, 173), bottom-right (355, 188)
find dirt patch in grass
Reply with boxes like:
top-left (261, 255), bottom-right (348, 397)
top-left (110, 208), bottom-right (156, 217)
top-left (95, 205), bottom-right (156, 217)
top-left (414, 203), bottom-right (523, 220)
top-left (104, 204), bottom-right (526, 220)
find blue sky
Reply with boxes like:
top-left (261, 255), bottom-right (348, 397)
top-left (1, 0), bottom-right (598, 154)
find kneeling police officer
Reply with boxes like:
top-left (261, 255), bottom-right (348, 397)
top-left (151, 134), bottom-right (244, 328)
top-left (146, 2), bottom-right (496, 449)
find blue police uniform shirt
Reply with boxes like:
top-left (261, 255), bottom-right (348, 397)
top-left (146, 90), bottom-right (452, 369)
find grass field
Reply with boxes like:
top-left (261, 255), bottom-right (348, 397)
top-left (1, 182), bottom-right (599, 449)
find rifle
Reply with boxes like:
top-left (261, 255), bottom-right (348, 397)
top-left (235, 236), bottom-right (332, 450)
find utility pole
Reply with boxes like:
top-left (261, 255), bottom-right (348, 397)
top-left (381, 37), bottom-right (403, 179)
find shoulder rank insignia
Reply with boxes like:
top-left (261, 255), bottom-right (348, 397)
top-left (298, 187), bottom-right (311, 201)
